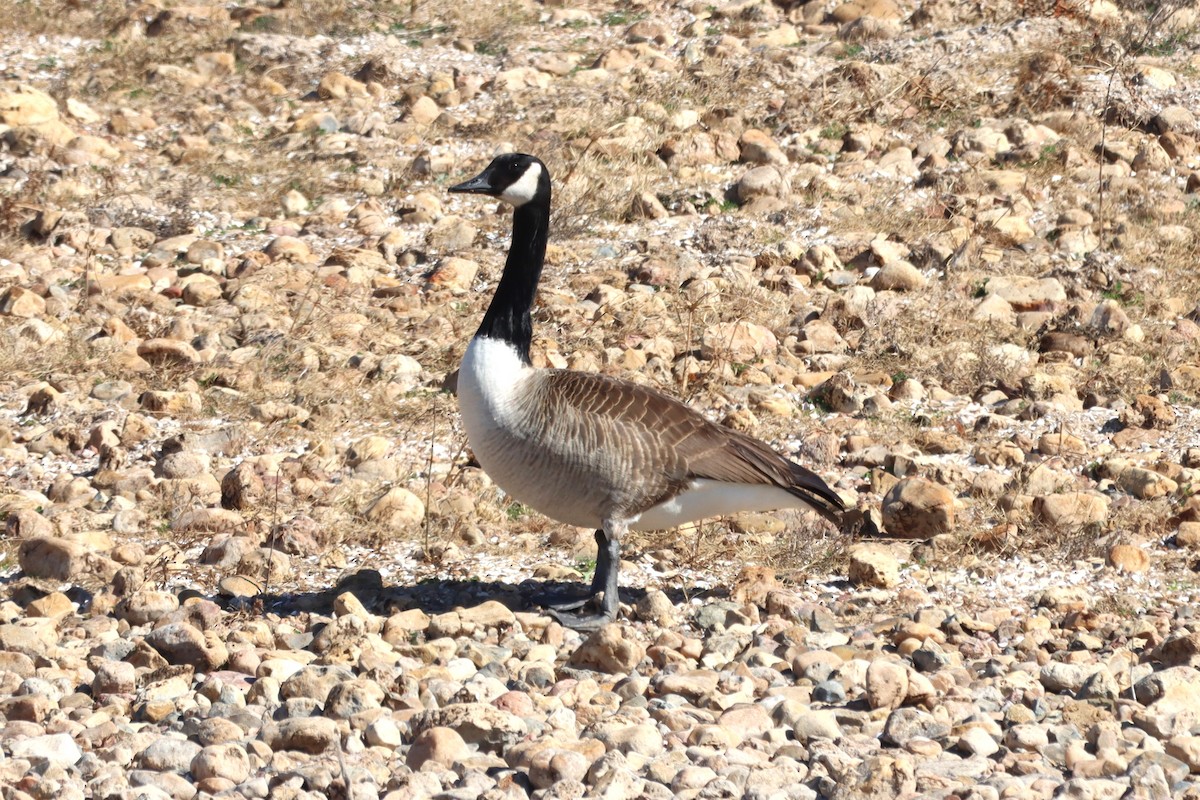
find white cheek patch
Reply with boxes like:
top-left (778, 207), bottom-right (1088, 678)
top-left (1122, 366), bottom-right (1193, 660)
top-left (500, 162), bottom-right (543, 206)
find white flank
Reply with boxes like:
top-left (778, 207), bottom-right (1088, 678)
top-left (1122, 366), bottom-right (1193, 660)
top-left (632, 479), bottom-right (807, 531)
top-left (500, 162), bottom-right (543, 207)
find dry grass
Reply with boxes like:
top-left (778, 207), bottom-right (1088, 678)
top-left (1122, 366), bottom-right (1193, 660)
top-left (0, 325), bottom-right (121, 390)
top-left (756, 521), bottom-right (855, 585)
top-left (1008, 50), bottom-right (1085, 116)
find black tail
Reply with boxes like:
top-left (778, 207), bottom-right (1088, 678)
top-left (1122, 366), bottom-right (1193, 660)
top-left (784, 460), bottom-right (846, 529)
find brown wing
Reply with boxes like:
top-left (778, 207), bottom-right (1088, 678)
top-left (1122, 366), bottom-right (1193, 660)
top-left (538, 370), bottom-right (844, 525)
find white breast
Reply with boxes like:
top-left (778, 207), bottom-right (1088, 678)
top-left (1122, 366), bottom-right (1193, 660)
top-left (459, 337), bottom-right (530, 423)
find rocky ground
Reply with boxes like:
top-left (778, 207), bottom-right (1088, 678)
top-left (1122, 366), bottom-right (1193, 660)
top-left (2, 0), bottom-right (1200, 798)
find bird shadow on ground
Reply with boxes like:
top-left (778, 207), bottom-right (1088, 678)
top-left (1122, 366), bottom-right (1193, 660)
top-left (232, 569), bottom-right (700, 619)
top-left (1, 567), bottom-right (704, 621)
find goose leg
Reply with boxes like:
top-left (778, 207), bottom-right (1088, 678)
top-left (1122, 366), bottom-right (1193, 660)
top-left (546, 522), bottom-right (623, 630)
top-left (541, 529), bottom-right (607, 612)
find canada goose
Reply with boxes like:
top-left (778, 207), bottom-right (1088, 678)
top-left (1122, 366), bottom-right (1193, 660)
top-left (449, 153), bottom-right (845, 628)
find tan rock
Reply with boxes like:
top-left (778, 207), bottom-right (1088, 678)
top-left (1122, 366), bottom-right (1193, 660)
top-left (1039, 333), bottom-right (1092, 358)
top-left (221, 463), bottom-right (265, 511)
top-left (291, 111), bottom-right (338, 133)
top-left (407, 95), bottom-right (440, 125)
top-left (865, 659), bottom-right (909, 710)
top-left (248, 398), bottom-right (310, 423)
top-left (453, 600), bottom-right (516, 631)
top-left (847, 544), bottom-right (900, 588)
top-left (1132, 394), bottom-right (1175, 430)
top-left (988, 215), bottom-right (1036, 244)
top-left (528, 748), bottom-right (590, 790)
top-left (64, 97), bottom-right (99, 123)
top-left (407, 726), bottom-right (469, 769)
top-left (978, 169), bottom-right (1027, 192)
top-left (972, 294), bottom-right (1015, 323)
top-left (115, 589), bottom-right (179, 625)
top-left (347, 436), bottom-right (390, 465)
top-left (595, 48), bottom-right (637, 72)
top-left (281, 189), bottom-right (308, 215)
top-left (139, 390), bottom-right (203, 415)
top-left (568, 623), bottom-right (645, 673)
top-left (181, 274), bottom-right (223, 307)
top-left (365, 487), bottom-right (425, 529)
top-left (93, 274), bottom-right (154, 295)
top-left (1090, 299), bottom-right (1131, 337)
top-left (409, 703), bottom-right (527, 751)
top-left (1115, 466), bottom-right (1177, 499)
top-left (173, 508), bottom-right (242, 533)
top-left (1055, 227), bottom-right (1100, 255)
top-left (1167, 136), bottom-right (1198, 164)
top-left (882, 478), bottom-right (955, 538)
top-left (700, 321), bottom-right (778, 362)
top-left (493, 66), bottom-right (552, 91)
top-left (0, 286), bottom-right (45, 318)
top-left (1132, 666), bottom-right (1200, 715)
top-left (148, 63), bottom-right (205, 88)
top-left (67, 134), bottom-right (119, 161)
top-left (1155, 633), bottom-right (1200, 669)
top-left (798, 319), bottom-right (846, 354)
top-left (659, 131), bottom-right (720, 166)
top-left (731, 565), bottom-right (778, 605)
top-left (1166, 735), bottom-right (1200, 772)
top-left (739, 129), bottom-right (787, 166)
top-left (110, 108), bottom-right (157, 134)
top-left (156, 450), bottom-right (211, 479)
top-left (194, 51), bottom-right (236, 78)
top-left (1136, 64), bottom-right (1175, 90)
top-left (832, 0), bottom-right (904, 22)
top-left (1035, 492), bottom-right (1110, 528)
top-left (4, 506), bottom-right (54, 537)
top-left (427, 215), bottom-right (478, 251)
top-left (530, 52), bottom-right (580, 76)
top-left (1177, 522), bottom-right (1200, 550)
top-left (1037, 586), bottom-right (1089, 613)
top-left (1107, 544), bottom-right (1150, 573)
top-left (260, 717), bottom-right (340, 753)
top-left (425, 257), bottom-right (479, 291)
top-left (736, 166), bottom-right (787, 202)
top-left (634, 590), bottom-right (676, 625)
top-left (985, 276), bottom-right (1066, 310)
top-left (318, 72), bottom-right (369, 99)
top-left (191, 743), bottom-right (249, 783)
top-left (749, 24), bottom-right (799, 48)
top-left (629, 191), bottom-right (669, 220)
top-left (137, 338), bottom-right (202, 366)
top-left (870, 261), bottom-right (925, 291)
top-left (18, 537), bottom-right (89, 581)
top-left (973, 441), bottom-right (1025, 468)
top-left (264, 236), bottom-right (312, 261)
top-left (0, 84), bottom-right (58, 125)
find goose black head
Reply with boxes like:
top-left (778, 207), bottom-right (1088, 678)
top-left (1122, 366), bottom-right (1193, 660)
top-left (449, 153), bottom-right (550, 208)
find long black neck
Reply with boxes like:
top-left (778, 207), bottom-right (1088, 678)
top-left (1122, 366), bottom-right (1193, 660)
top-left (476, 199), bottom-right (549, 364)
